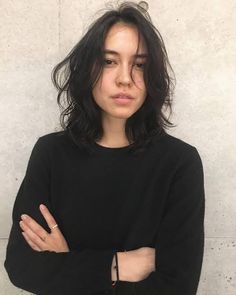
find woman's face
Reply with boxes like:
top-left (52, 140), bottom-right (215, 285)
top-left (92, 22), bottom-right (147, 122)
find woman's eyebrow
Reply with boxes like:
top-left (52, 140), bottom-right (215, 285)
top-left (103, 49), bottom-right (148, 58)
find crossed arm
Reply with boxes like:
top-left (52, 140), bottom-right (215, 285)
top-left (19, 203), bottom-right (156, 283)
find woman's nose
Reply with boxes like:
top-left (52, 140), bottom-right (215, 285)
top-left (116, 64), bottom-right (133, 86)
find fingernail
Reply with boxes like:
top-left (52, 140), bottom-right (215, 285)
top-left (21, 214), bottom-right (27, 220)
top-left (40, 204), bottom-right (46, 210)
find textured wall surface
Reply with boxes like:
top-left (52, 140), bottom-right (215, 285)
top-left (0, 1), bottom-right (236, 294)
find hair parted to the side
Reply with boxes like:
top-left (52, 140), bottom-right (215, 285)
top-left (51, 0), bottom-right (176, 155)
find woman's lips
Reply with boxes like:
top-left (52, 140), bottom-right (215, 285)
top-left (112, 95), bottom-right (133, 105)
top-left (113, 97), bottom-right (132, 105)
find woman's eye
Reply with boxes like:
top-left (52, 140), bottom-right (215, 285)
top-left (135, 63), bottom-right (145, 70)
top-left (103, 59), bottom-right (115, 65)
top-left (103, 59), bottom-right (145, 70)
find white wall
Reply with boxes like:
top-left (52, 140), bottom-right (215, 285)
top-left (0, 1), bottom-right (235, 294)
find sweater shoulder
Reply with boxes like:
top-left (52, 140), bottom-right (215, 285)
top-left (32, 130), bottom-right (71, 156)
top-left (162, 132), bottom-right (203, 166)
top-left (153, 131), bottom-right (201, 162)
top-left (152, 132), bottom-right (204, 184)
top-left (161, 132), bottom-right (197, 152)
top-left (37, 130), bottom-right (70, 146)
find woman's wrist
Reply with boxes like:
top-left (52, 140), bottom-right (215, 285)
top-left (111, 254), bottom-right (116, 282)
top-left (111, 252), bottom-right (119, 286)
top-left (112, 251), bottom-right (129, 282)
top-left (112, 251), bottom-right (126, 283)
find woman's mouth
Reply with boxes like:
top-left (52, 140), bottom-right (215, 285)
top-left (111, 93), bottom-right (134, 105)
top-left (113, 97), bottom-right (133, 105)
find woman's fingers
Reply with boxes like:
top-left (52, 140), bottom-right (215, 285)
top-left (19, 220), bottom-right (46, 249)
top-left (20, 204), bottom-right (69, 253)
top-left (20, 214), bottom-right (49, 244)
top-left (22, 231), bottom-right (41, 251)
top-left (39, 204), bottom-right (59, 232)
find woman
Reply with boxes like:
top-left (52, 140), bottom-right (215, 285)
top-left (4, 1), bottom-right (205, 294)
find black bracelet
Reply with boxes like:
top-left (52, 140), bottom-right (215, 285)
top-left (115, 252), bottom-right (119, 282)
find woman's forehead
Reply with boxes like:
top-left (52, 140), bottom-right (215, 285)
top-left (103, 23), bottom-right (147, 56)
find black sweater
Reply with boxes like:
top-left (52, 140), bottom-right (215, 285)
top-left (4, 130), bottom-right (205, 295)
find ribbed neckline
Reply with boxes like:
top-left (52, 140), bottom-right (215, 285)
top-left (93, 141), bottom-right (135, 154)
top-left (92, 131), bottom-right (166, 155)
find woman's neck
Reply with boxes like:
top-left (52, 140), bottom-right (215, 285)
top-left (97, 116), bottom-right (131, 148)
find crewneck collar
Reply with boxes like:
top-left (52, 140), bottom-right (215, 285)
top-left (92, 141), bottom-right (135, 155)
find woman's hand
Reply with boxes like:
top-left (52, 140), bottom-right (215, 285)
top-left (19, 204), bottom-right (69, 253)
top-left (114, 247), bottom-right (156, 282)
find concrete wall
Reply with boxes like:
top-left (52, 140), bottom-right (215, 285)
top-left (1, 1), bottom-right (235, 294)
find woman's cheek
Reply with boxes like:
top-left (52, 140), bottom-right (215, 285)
top-left (136, 78), bottom-right (146, 90)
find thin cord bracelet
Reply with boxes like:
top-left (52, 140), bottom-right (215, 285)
top-left (115, 252), bottom-right (119, 282)
top-left (112, 252), bottom-right (119, 287)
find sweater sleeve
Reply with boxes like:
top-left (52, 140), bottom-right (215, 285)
top-left (133, 147), bottom-right (205, 295)
top-left (4, 137), bottom-right (116, 295)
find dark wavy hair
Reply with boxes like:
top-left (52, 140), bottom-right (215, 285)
top-left (51, 1), bottom-right (176, 155)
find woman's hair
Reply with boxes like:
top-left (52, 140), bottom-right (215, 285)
top-left (51, 0), bottom-right (176, 155)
